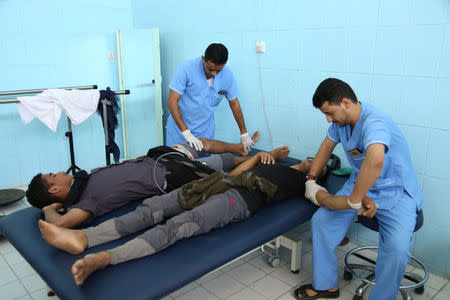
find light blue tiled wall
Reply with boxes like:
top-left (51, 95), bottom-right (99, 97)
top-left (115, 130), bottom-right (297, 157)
top-left (0, 1), bottom-right (133, 187)
top-left (132, 0), bottom-right (450, 277)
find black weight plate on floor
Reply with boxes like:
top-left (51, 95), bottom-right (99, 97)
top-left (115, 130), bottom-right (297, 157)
top-left (0, 189), bottom-right (25, 206)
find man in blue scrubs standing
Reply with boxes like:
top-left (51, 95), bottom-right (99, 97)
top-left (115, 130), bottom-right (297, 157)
top-left (166, 43), bottom-right (253, 152)
top-left (297, 78), bottom-right (424, 300)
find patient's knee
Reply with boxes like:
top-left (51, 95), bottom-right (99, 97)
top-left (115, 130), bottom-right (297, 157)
top-left (174, 221), bottom-right (201, 239)
top-left (116, 202), bottom-right (161, 235)
top-left (166, 211), bottom-right (203, 239)
top-left (199, 138), bottom-right (210, 151)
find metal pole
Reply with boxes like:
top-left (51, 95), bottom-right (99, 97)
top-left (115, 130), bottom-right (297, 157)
top-left (65, 117), bottom-right (81, 175)
top-left (113, 90), bottom-right (130, 95)
top-left (102, 99), bottom-right (111, 165)
top-left (116, 29), bottom-right (130, 159)
top-left (0, 99), bottom-right (21, 104)
top-left (0, 89), bottom-right (129, 104)
top-left (0, 88), bottom-right (131, 170)
top-left (0, 85), bottom-right (97, 96)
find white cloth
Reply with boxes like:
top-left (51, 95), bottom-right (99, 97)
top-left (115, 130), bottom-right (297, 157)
top-left (17, 89), bottom-right (100, 132)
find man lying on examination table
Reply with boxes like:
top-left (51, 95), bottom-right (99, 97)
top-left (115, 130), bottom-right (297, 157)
top-left (38, 151), bottom-right (377, 286)
top-left (26, 133), bottom-right (266, 228)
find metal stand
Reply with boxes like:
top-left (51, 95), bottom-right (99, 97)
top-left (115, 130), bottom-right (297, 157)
top-left (0, 86), bottom-right (130, 169)
top-left (65, 118), bottom-right (81, 174)
top-left (101, 99), bottom-right (111, 166)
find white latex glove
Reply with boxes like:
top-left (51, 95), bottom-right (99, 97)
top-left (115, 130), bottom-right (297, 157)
top-left (182, 129), bottom-right (203, 151)
top-left (305, 180), bottom-right (328, 206)
top-left (240, 132), bottom-right (254, 153)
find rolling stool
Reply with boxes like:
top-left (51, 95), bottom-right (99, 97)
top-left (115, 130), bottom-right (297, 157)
top-left (343, 210), bottom-right (428, 300)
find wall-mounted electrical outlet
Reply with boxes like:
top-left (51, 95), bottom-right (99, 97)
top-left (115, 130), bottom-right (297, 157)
top-left (108, 50), bottom-right (116, 59)
top-left (256, 41), bottom-right (265, 53)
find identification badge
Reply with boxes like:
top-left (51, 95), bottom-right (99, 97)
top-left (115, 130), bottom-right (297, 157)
top-left (348, 148), bottom-right (362, 157)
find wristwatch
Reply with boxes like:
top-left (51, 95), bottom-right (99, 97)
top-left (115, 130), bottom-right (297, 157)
top-left (305, 174), bottom-right (317, 181)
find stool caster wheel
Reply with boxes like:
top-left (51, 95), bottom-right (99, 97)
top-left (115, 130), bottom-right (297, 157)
top-left (414, 285), bottom-right (425, 294)
top-left (268, 256), bottom-right (280, 267)
top-left (343, 269), bottom-right (353, 281)
top-left (352, 295), bottom-right (363, 300)
top-left (47, 291), bottom-right (55, 297)
top-left (291, 269), bottom-right (299, 274)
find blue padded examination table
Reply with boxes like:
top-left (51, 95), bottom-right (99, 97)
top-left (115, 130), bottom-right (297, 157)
top-left (0, 156), bottom-right (347, 300)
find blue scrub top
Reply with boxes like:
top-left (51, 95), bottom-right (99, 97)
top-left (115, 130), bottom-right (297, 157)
top-left (327, 102), bottom-right (423, 210)
top-left (166, 57), bottom-right (239, 146)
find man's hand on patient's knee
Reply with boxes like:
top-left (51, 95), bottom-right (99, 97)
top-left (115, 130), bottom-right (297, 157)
top-left (182, 130), bottom-right (203, 151)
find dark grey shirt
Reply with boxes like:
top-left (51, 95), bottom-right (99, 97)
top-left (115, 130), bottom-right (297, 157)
top-left (72, 156), bottom-right (166, 223)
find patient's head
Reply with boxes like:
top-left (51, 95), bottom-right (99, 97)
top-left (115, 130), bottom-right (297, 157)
top-left (291, 158), bottom-right (328, 180)
top-left (26, 172), bottom-right (73, 208)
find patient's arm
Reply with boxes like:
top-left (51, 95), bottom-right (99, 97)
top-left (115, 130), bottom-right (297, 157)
top-left (199, 131), bottom-right (260, 156)
top-left (43, 204), bottom-right (92, 228)
top-left (228, 152), bottom-right (275, 176)
top-left (316, 191), bottom-right (377, 217)
top-left (315, 191), bottom-right (349, 210)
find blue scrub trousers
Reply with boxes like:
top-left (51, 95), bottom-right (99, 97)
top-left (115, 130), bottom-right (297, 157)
top-left (311, 192), bottom-right (417, 300)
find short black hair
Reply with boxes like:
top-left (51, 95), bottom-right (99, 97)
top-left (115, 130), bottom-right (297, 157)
top-left (26, 173), bottom-right (59, 209)
top-left (312, 78), bottom-right (358, 108)
top-left (305, 157), bottom-right (328, 181)
top-left (306, 154), bottom-right (341, 182)
top-left (204, 43), bottom-right (228, 65)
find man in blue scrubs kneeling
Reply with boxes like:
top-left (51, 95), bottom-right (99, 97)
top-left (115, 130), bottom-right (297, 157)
top-left (166, 43), bottom-right (253, 153)
top-left (298, 78), bottom-right (424, 300)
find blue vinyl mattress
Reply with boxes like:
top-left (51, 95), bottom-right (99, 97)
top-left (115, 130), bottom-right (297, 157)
top-left (0, 155), bottom-right (347, 300)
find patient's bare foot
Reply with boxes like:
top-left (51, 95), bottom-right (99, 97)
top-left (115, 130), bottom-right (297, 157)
top-left (38, 220), bottom-right (87, 255)
top-left (269, 146), bottom-right (290, 160)
top-left (239, 130), bottom-right (261, 156)
top-left (72, 251), bottom-right (111, 286)
top-left (251, 130), bottom-right (260, 144)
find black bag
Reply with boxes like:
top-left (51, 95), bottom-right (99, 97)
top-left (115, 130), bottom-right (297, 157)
top-left (146, 146), bottom-right (216, 192)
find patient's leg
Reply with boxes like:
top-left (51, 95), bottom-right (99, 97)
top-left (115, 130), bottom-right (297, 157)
top-left (200, 130), bottom-right (260, 156)
top-left (72, 251), bottom-right (111, 286)
top-left (107, 188), bottom-right (250, 265)
top-left (112, 188), bottom-right (183, 238)
top-left (85, 188), bottom-right (182, 248)
top-left (39, 189), bottom-right (183, 253)
top-left (69, 188), bottom-right (250, 285)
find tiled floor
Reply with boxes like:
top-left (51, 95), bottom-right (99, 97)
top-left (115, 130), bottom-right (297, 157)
top-left (0, 186), bottom-right (449, 300)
